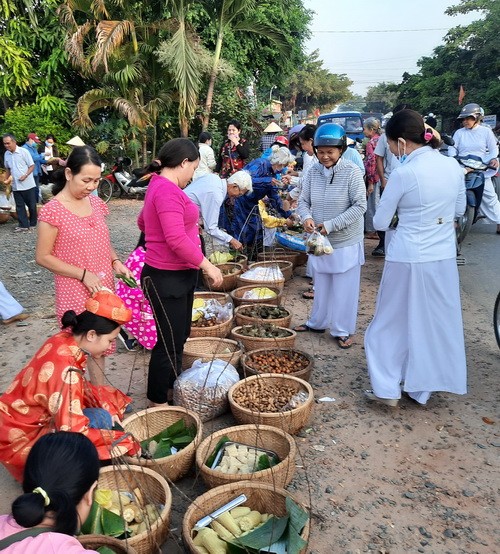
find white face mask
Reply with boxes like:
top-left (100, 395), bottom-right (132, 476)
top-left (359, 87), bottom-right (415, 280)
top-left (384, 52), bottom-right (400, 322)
top-left (397, 140), bottom-right (408, 164)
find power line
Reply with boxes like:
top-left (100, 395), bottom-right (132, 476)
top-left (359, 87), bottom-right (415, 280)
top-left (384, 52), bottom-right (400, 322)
top-left (312, 27), bottom-right (449, 33)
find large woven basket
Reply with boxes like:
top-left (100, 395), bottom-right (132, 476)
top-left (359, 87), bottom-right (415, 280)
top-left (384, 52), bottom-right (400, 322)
top-left (97, 465), bottom-right (171, 554)
top-left (204, 262), bottom-right (243, 292)
top-left (232, 253), bottom-right (248, 269)
top-left (182, 337), bottom-right (243, 370)
top-left (241, 348), bottom-right (313, 382)
top-left (248, 260), bottom-right (293, 281)
top-left (234, 304), bottom-right (292, 328)
top-left (190, 291), bottom-right (233, 339)
top-left (237, 274), bottom-right (285, 290)
top-left (196, 424), bottom-right (297, 489)
top-left (257, 247), bottom-right (300, 268)
top-left (0, 212), bottom-right (11, 224)
top-left (228, 374), bottom-right (314, 435)
top-left (230, 325), bottom-right (297, 351)
top-left (182, 481), bottom-right (310, 554)
top-left (230, 285), bottom-right (282, 307)
top-left (122, 406), bottom-right (202, 482)
top-left (78, 535), bottom-right (137, 553)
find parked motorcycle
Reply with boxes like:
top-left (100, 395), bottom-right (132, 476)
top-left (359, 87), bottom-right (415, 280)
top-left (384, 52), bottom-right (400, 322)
top-left (455, 155), bottom-right (497, 245)
top-left (98, 157), bottom-right (153, 203)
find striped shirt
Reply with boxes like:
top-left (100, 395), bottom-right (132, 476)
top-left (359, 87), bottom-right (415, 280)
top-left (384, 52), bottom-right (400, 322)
top-left (297, 157), bottom-right (366, 248)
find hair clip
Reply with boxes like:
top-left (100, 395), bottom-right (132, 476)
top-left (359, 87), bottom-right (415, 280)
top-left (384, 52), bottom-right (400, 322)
top-left (424, 130), bottom-right (433, 142)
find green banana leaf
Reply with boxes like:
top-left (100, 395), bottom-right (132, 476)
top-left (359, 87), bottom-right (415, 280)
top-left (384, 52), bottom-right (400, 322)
top-left (97, 547), bottom-right (117, 554)
top-left (256, 453), bottom-right (278, 471)
top-left (80, 501), bottom-right (103, 535)
top-left (226, 516), bottom-right (288, 551)
top-left (140, 419), bottom-right (196, 458)
top-left (205, 435), bottom-right (231, 467)
top-left (101, 507), bottom-right (127, 537)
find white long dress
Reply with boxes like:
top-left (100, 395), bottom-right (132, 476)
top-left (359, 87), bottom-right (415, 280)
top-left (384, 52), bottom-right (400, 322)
top-left (365, 146), bottom-right (467, 404)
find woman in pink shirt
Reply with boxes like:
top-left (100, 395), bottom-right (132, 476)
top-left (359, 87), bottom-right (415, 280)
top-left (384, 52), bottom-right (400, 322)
top-left (0, 432), bottom-right (100, 552)
top-left (138, 138), bottom-right (223, 405)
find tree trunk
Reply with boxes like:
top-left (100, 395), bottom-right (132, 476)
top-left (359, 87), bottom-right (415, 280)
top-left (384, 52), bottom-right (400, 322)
top-left (202, 29), bottom-right (224, 130)
top-left (142, 134), bottom-right (148, 165)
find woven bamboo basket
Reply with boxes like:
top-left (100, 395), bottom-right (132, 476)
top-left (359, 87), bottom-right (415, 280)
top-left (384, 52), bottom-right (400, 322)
top-left (78, 535), bottom-right (137, 553)
top-left (237, 270), bottom-right (285, 290)
top-left (242, 348), bottom-right (313, 382)
top-left (230, 325), bottom-right (297, 351)
top-left (182, 337), bottom-right (243, 370)
top-left (182, 481), bottom-right (310, 554)
top-left (196, 424), bottom-right (297, 489)
top-left (204, 262), bottom-right (243, 292)
top-left (234, 304), bottom-right (292, 328)
top-left (0, 212), bottom-right (11, 224)
top-left (230, 285), bottom-right (282, 307)
top-left (257, 247), bottom-right (300, 268)
top-left (190, 291), bottom-right (233, 339)
top-left (228, 374), bottom-right (314, 435)
top-left (248, 260), bottom-right (293, 281)
top-left (97, 466), bottom-right (171, 554)
top-left (122, 406), bottom-right (202, 482)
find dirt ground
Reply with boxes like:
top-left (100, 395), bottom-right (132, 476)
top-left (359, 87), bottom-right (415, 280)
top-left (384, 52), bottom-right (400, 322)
top-left (0, 199), bottom-right (498, 554)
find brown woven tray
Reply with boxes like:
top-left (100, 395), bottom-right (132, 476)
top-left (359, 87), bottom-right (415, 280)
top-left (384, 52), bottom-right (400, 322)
top-left (241, 347), bottom-right (313, 382)
top-left (230, 325), bottom-right (297, 351)
top-left (234, 304), bottom-right (292, 328)
top-left (122, 406), bottom-right (202, 482)
top-left (97, 465), bottom-right (171, 554)
top-left (182, 481), bottom-right (310, 554)
top-left (182, 337), bottom-right (242, 370)
top-left (78, 535), bottom-right (137, 553)
top-left (196, 424), bottom-right (297, 489)
top-left (228, 373), bottom-right (314, 435)
top-left (230, 285), bottom-right (282, 307)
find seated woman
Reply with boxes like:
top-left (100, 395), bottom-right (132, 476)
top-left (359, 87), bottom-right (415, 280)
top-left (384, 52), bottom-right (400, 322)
top-left (0, 290), bottom-right (140, 481)
top-left (0, 432), bottom-right (100, 552)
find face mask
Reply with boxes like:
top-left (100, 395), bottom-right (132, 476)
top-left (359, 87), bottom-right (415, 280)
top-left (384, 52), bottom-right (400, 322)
top-left (46, 141), bottom-right (53, 147)
top-left (397, 140), bottom-right (407, 164)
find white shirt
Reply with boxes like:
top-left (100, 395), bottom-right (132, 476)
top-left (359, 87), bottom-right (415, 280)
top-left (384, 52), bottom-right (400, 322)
top-left (449, 125), bottom-right (499, 178)
top-left (4, 147), bottom-right (36, 191)
top-left (374, 133), bottom-right (398, 179)
top-left (374, 146), bottom-right (466, 263)
top-left (193, 143), bottom-right (216, 180)
top-left (185, 173), bottom-right (233, 245)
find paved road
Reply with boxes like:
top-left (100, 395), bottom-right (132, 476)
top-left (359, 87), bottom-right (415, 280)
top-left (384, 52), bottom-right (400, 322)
top-left (458, 223), bottom-right (500, 320)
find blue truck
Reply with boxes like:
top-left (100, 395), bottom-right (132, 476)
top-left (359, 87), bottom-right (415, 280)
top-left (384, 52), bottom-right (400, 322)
top-left (317, 111), bottom-right (365, 143)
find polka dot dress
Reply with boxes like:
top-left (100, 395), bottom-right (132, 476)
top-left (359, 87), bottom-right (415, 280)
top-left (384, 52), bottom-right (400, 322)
top-left (38, 196), bottom-right (115, 324)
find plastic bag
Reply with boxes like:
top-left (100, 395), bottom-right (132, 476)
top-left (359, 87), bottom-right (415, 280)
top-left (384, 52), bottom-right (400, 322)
top-left (305, 230), bottom-right (334, 256)
top-left (242, 287), bottom-right (277, 300)
top-left (192, 299), bottom-right (233, 324)
top-left (173, 359), bottom-right (239, 421)
top-left (241, 265), bottom-right (284, 282)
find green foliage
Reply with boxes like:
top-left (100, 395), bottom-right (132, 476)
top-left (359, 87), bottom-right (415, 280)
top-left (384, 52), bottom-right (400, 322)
top-left (0, 104), bottom-right (72, 153)
top-left (364, 83), bottom-right (400, 114)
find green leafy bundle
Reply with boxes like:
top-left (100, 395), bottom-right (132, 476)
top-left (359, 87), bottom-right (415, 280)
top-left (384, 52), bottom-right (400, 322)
top-left (140, 418), bottom-right (196, 459)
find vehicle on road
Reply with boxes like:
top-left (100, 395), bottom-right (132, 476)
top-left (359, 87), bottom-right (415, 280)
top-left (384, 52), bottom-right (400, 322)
top-left (98, 157), bottom-right (152, 203)
top-left (317, 111), bottom-right (364, 143)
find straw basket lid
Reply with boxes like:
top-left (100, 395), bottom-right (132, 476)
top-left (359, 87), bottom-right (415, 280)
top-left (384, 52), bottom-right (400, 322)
top-left (228, 373), bottom-right (314, 435)
top-left (78, 535), bottom-right (137, 553)
top-left (122, 406), bottom-right (202, 482)
top-left (196, 423), bottom-right (297, 489)
top-left (182, 481), bottom-right (310, 554)
top-left (263, 121), bottom-right (282, 133)
top-left (97, 465), bottom-right (171, 554)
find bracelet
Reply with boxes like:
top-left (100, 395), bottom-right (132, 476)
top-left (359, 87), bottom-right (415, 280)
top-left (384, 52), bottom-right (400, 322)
top-left (81, 268), bottom-right (87, 282)
top-left (111, 259), bottom-right (120, 267)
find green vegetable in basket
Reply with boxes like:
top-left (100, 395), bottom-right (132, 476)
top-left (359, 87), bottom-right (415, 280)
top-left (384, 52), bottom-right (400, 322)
top-left (140, 418), bottom-right (196, 459)
top-left (97, 548), bottom-right (116, 554)
top-left (116, 273), bottom-right (139, 288)
top-left (256, 453), bottom-right (278, 472)
top-left (205, 435), bottom-right (231, 468)
top-left (80, 502), bottom-right (127, 538)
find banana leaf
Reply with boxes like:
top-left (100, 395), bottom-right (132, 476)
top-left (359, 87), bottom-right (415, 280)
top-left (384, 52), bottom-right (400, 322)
top-left (153, 438), bottom-right (173, 458)
top-left (140, 419), bottom-right (196, 458)
top-left (100, 507), bottom-right (127, 537)
top-left (80, 501), bottom-right (103, 535)
top-left (256, 453), bottom-right (278, 471)
top-left (97, 547), bottom-right (116, 554)
top-left (205, 435), bottom-right (231, 467)
top-left (226, 516), bottom-right (288, 552)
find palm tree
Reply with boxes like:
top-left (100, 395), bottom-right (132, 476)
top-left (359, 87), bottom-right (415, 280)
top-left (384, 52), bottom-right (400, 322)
top-left (201, 0), bottom-right (288, 130)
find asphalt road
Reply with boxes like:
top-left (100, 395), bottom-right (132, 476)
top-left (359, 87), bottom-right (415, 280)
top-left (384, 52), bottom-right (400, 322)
top-left (458, 223), bottom-right (500, 323)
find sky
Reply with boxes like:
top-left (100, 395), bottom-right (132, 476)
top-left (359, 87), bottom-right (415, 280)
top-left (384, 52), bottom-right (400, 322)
top-left (304, 0), bottom-right (479, 97)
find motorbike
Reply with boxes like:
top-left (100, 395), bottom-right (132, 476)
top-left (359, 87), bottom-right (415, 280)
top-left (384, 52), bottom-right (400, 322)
top-left (455, 154), bottom-right (497, 245)
top-left (98, 157), bottom-right (153, 203)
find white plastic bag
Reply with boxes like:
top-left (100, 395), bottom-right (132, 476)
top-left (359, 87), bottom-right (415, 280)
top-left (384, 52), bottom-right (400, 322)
top-left (241, 265), bottom-right (283, 282)
top-left (173, 359), bottom-right (239, 421)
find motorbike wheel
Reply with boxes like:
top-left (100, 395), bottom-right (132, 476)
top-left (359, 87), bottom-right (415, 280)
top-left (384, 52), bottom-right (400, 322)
top-left (98, 178), bottom-right (114, 203)
top-left (456, 204), bottom-right (474, 245)
top-left (494, 291), bottom-right (500, 349)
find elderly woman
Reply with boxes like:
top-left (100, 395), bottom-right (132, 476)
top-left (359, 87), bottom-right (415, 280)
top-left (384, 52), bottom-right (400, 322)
top-left (295, 124), bottom-right (366, 349)
top-left (220, 146), bottom-right (294, 257)
top-left (363, 117), bottom-right (382, 238)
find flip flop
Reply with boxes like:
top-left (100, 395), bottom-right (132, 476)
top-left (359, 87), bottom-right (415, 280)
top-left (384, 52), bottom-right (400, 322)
top-left (302, 289), bottom-right (314, 299)
top-left (336, 336), bottom-right (353, 349)
top-left (293, 324), bottom-right (325, 333)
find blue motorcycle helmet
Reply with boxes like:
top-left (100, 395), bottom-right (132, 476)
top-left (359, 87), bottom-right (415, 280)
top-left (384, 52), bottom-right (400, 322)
top-left (313, 123), bottom-right (347, 154)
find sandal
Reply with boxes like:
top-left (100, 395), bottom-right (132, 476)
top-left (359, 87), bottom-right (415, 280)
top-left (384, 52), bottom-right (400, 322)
top-left (336, 336), bottom-right (353, 349)
top-left (302, 288), bottom-right (314, 299)
top-left (293, 324), bottom-right (325, 333)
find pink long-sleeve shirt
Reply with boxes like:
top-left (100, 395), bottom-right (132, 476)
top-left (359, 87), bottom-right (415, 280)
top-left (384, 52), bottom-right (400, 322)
top-left (138, 174), bottom-right (204, 270)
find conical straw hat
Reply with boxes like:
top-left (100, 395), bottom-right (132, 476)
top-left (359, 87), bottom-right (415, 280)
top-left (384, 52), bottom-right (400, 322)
top-left (263, 122), bottom-right (282, 133)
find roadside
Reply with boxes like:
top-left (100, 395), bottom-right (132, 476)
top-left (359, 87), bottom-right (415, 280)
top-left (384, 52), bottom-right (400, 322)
top-left (0, 199), bottom-right (498, 553)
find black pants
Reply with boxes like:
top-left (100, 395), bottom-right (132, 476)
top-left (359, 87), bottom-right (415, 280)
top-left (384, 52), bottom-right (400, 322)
top-left (13, 188), bottom-right (37, 228)
top-left (141, 264), bottom-right (198, 403)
